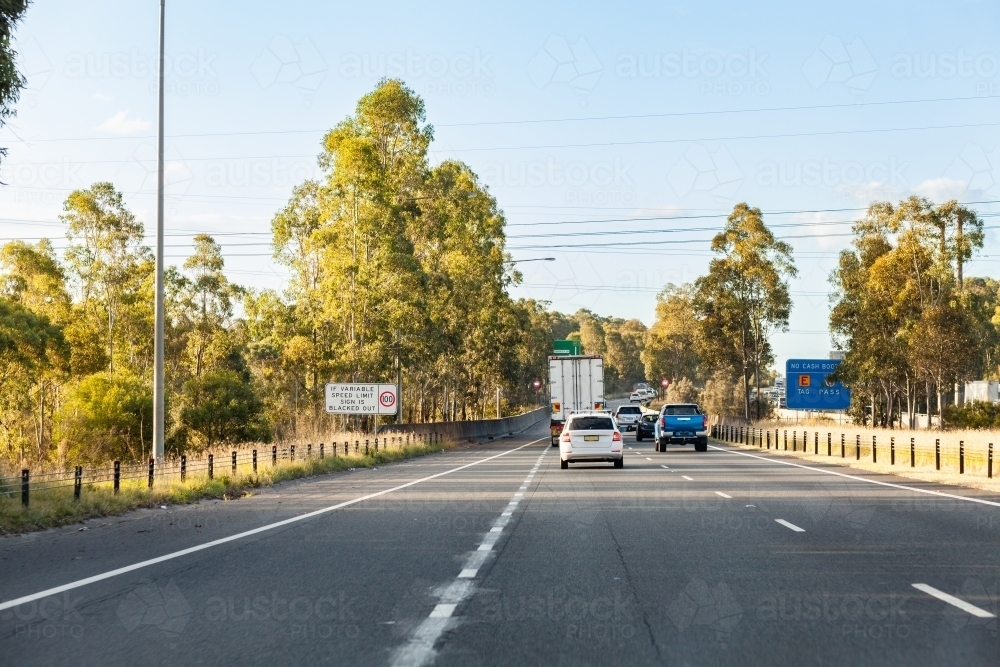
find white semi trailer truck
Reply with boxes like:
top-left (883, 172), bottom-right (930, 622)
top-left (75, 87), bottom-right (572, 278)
top-left (548, 355), bottom-right (605, 446)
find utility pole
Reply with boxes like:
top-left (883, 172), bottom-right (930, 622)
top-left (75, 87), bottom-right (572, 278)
top-left (395, 329), bottom-right (403, 424)
top-left (152, 0), bottom-right (166, 460)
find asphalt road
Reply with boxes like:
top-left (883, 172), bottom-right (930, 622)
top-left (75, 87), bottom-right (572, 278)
top-left (2, 419), bottom-right (999, 666)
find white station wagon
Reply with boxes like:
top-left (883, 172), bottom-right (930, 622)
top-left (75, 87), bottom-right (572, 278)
top-left (559, 412), bottom-right (624, 469)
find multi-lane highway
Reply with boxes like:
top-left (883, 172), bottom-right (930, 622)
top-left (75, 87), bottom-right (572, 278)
top-left (2, 419), bottom-right (998, 666)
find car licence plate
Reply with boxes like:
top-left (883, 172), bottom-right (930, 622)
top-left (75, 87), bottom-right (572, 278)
top-left (584, 435), bottom-right (599, 442)
top-left (675, 431), bottom-right (693, 437)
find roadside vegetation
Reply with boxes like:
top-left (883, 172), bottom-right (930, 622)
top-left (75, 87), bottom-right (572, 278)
top-left (0, 440), bottom-right (445, 535)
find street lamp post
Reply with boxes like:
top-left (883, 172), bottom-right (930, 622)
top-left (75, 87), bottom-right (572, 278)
top-left (152, 0), bottom-right (166, 460)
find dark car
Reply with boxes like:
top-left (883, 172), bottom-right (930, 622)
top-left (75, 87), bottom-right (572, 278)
top-left (635, 413), bottom-right (657, 441)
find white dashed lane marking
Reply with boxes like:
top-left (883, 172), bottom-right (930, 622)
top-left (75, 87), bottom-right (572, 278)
top-left (391, 445), bottom-right (551, 667)
top-left (775, 519), bottom-right (805, 532)
top-left (430, 604), bottom-right (456, 618)
top-left (715, 491), bottom-right (733, 499)
top-left (682, 475), bottom-right (693, 481)
top-left (912, 584), bottom-right (996, 618)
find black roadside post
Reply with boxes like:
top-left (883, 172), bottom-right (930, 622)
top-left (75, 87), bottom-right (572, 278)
top-left (827, 433), bottom-right (832, 457)
top-left (856, 435), bottom-right (860, 460)
top-left (872, 435), bottom-right (877, 464)
top-left (290, 445), bottom-right (295, 461)
top-left (307, 443), bottom-right (312, 459)
top-left (815, 431), bottom-right (819, 455)
top-left (891, 437), bottom-right (895, 465)
top-left (841, 434), bottom-right (845, 458)
top-left (21, 469), bottom-right (29, 507)
top-left (253, 449), bottom-right (258, 473)
top-left (935, 439), bottom-right (940, 471)
top-left (910, 438), bottom-right (915, 468)
top-left (114, 461), bottom-right (121, 494)
top-left (766, 431), bottom-right (770, 449)
top-left (181, 455), bottom-right (187, 482)
top-left (148, 458), bottom-right (154, 488)
top-left (232, 451), bottom-right (237, 475)
top-left (320, 443), bottom-right (324, 459)
top-left (959, 441), bottom-right (965, 474)
top-left (272, 445), bottom-right (277, 466)
top-left (74, 466), bottom-right (82, 501)
top-left (989, 443), bottom-right (993, 479)
top-left (208, 454), bottom-right (214, 480)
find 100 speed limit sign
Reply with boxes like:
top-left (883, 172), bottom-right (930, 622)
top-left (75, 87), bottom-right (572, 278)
top-left (325, 383), bottom-right (398, 414)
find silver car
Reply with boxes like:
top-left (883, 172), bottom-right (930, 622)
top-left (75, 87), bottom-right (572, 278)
top-left (559, 412), bottom-right (624, 469)
top-left (613, 404), bottom-right (642, 431)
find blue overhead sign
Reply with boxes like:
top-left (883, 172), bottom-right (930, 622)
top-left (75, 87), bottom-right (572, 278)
top-left (785, 359), bottom-right (851, 410)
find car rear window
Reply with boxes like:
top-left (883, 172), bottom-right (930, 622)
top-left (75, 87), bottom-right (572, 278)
top-left (641, 414), bottom-right (657, 422)
top-left (569, 417), bottom-right (615, 430)
top-left (617, 406), bottom-right (641, 414)
top-left (662, 405), bottom-right (700, 415)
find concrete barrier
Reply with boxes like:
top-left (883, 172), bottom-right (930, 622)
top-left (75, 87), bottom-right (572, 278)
top-left (378, 407), bottom-right (548, 442)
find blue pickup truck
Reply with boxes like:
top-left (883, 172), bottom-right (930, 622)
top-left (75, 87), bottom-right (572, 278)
top-left (654, 403), bottom-right (709, 452)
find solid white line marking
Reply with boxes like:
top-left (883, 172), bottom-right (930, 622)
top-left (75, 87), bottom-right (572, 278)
top-left (709, 444), bottom-right (1000, 507)
top-left (458, 569), bottom-right (477, 579)
top-left (0, 437), bottom-right (549, 613)
top-left (477, 544), bottom-right (492, 552)
top-left (715, 491), bottom-right (733, 499)
top-left (682, 475), bottom-right (693, 481)
top-left (429, 604), bottom-right (456, 618)
top-left (501, 512), bottom-right (512, 517)
top-left (775, 519), bottom-right (805, 532)
top-left (490, 527), bottom-right (502, 533)
top-left (912, 584), bottom-right (996, 618)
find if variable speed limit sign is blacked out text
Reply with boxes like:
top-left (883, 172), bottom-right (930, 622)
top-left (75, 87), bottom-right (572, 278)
top-left (325, 383), bottom-right (399, 414)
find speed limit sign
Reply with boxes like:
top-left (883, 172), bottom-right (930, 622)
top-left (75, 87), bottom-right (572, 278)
top-left (379, 389), bottom-right (396, 409)
top-left (325, 383), bottom-right (398, 414)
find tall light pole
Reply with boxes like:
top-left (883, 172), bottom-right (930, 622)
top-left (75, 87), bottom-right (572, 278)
top-left (153, 0), bottom-right (166, 460)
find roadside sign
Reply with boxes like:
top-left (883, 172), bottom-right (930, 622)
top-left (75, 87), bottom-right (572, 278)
top-left (325, 383), bottom-right (398, 414)
top-left (661, 379), bottom-right (670, 387)
top-left (785, 359), bottom-right (850, 410)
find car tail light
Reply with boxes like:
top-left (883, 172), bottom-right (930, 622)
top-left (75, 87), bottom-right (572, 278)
top-left (561, 431), bottom-right (571, 443)
top-left (612, 432), bottom-right (622, 442)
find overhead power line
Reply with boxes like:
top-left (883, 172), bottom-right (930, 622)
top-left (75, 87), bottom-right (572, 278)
top-left (2, 94), bottom-right (993, 143)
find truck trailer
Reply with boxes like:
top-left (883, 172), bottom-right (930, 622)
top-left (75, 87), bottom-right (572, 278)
top-left (549, 355), bottom-right (605, 446)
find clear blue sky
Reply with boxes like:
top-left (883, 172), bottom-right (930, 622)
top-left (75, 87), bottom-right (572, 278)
top-left (2, 0), bottom-right (999, 370)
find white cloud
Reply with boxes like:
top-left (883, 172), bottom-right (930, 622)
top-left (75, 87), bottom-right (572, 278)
top-left (913, 177), bottom-right (968, 202)
top-left (93, 110), bottom-right (152, 135)
top-left (92, 93), bottom-right (113, 101)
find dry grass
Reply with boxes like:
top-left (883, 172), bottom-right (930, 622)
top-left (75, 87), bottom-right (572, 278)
top-left (718, 422), bottom-right (1000, 494)
top-left (0, 441), bottom-right (446, 535)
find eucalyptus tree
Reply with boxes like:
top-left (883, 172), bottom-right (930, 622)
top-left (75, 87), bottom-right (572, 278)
top-left (0, 0), bottom-right (29, 168)
top-left (694, 203), bottom-right (796, 420)
top-left (61, 182), bottom-right (153, 378)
